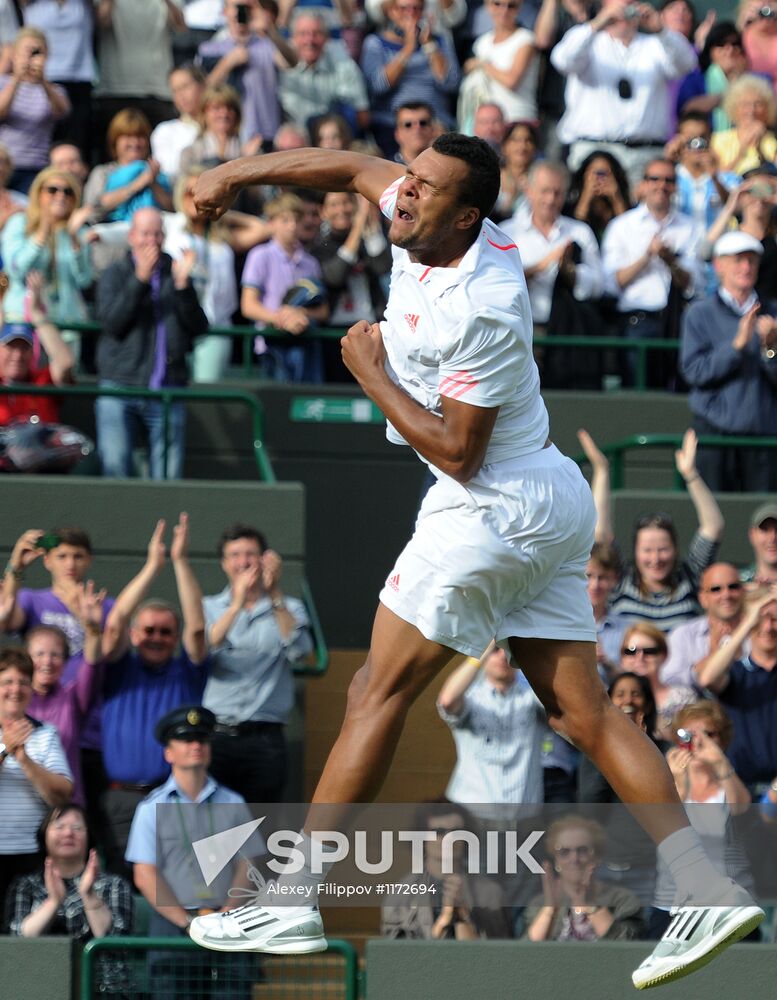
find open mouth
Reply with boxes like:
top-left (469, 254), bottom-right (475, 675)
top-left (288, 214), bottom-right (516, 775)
top-left (396, 207), bottom-right (414, 223)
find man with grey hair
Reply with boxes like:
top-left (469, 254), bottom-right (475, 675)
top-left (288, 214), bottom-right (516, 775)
top-left (99, 514), bottom-right (209, 875)
top-left (279, 9), bottom-right (370, 132)
top-left (504, 161), bottom-right (602, 330)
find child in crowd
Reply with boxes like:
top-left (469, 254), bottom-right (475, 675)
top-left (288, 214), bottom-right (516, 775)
top-left (240, 193), bottom-right (329, 382)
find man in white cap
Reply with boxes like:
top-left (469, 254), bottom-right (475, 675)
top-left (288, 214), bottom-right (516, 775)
top-left (679, 230), bottom-right (777, 492)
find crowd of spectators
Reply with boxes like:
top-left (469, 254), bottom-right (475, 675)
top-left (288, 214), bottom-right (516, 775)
top-left (0, 516), bottom-right (312, 959)
top-left (0, 0), bottom-right (771, 479)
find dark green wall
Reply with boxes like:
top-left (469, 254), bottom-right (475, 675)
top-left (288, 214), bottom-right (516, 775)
top-left (0, 938), bottom-right (73, 1000)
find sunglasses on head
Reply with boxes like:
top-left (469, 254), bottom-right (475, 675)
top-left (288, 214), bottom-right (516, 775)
top-left (44, 184), bottom-right (75, 197)
top-left (622, 645), bottom-right (662, 657)
top-left (705, 582), bottom-right (743, 593)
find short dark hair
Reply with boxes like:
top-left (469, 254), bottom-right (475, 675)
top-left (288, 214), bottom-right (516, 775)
top-left (589, 541), bottom-right (622, 577)
top-left (38, 803), bottom-right (93, 855)
top-left (395, 101), bottom-right (434, 125)
top-left (50, 526), bottom-right (92, 553)
top-left (678, 110), bottom-right (711, 131)
top-left (0, 646), bottom-right (33, 679)
top-left (431, 132), bottom-right (500, 225)
top-left (218, 523), bottom-right (268, 557)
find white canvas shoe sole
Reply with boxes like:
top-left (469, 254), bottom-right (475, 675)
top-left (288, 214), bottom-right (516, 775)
top-left (189, 906), bottom-right (328, 955)
top-left (632, 905), bottom-right (764, 990)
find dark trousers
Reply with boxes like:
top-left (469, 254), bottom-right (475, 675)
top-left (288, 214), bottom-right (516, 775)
top-left (81, 747), bottom-right (109, 852)
top-left (209, 725), bottom-right (286, 804)
top-left (52, 81), bottom-right (93, 160)
top-left (618, 310), bottom-right (669, 388)
top-left (101, 786), bottom-right (151, 880)
top-left (543, 767), bottom-right (577, 804)
top-left (693, 413), bottom-right (777, 493)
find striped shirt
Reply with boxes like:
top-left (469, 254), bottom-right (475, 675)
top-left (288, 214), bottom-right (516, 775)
top-left (0, 76), bottom-right (69, 169)
top-left (438, 672), bottom-right (544, 814)
top-left (609, 531), bottom-right (718, 633)
top-left (0, 719), bottom-right (72, 854)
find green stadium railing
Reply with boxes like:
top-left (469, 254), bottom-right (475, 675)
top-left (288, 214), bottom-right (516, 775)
top-left (576, 433), bottom-right (777, 490)
top-left (61, 320), bottom-right (681, 391)
top-left (0, 383), bottom-right (330, 674)
top-left (0, 383), bottom-right (274, 482)
top-left (80, 936), bottom-right (359, 1000)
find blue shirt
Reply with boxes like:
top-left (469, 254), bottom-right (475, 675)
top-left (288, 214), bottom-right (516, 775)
top-left (719, 656), bottom-right (777, 786)
top-left (102, 649), bottom-right (208, 785)
top-left (203, 588), bottom-right (312, 724)
top-left (125, 772), bottom-right (258, 909)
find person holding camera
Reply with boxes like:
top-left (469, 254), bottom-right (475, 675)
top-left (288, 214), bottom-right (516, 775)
top-left (739, 0), bottom-right (777, 89)
top-left (602, 156), bottom-right (703, 387)
top-left (0, 27), bottom-right (69, 194)
top-left (550, 0), bottom-right (697, 192)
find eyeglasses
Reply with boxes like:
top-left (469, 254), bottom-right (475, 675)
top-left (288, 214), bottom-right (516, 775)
top-left (555, 845), bottom-right (594, 859)
top-left (704, 582), bottom-right (743, 594)
top-left (644, 175), bottom-right (677, 185)
top-left (622, 646), bottom-right (662, 657)
top-left (43, 185), bottom-right (75, 197)
top-left (51, 821), bottom-right (86, 833)
top-left (139, 626), bottom-right (175, 637)
top-left (491, 0), bottom-right (520, 7)
top-left (399, 118), bottom-right (432, 129)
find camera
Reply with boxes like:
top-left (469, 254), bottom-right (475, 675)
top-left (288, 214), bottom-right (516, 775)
top-left (236, 3), bottom-right (250, 23)
top-left (686, 137), bottom-right (710, 151)
top-left (39, 533), bottom-right (61, 552)
top-left (676, 728), bottom-right (694, 752)
top-left (759, 6), bottom-right (776, 18)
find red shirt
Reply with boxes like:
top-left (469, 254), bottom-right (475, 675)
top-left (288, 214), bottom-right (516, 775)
top-left (0, 367), bottom-right (60, 426)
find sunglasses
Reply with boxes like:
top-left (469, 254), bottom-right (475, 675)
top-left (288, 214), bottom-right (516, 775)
top-left (555, 845), bottom-right (594, 859)
top-left (140, 626), bottom-right (175, 637)
top-left (644, 175), bottom-right (677, 185)
top-left (44, 184), bottom-right (75, 197)
top-left (622, 645), bottom-right (662, 657)
top-left (491, 0), bottom-right (520, 7)
top-left (399, 118), bottom-right (431, 128)
top-left (705, 582), bottom-right (743, 593)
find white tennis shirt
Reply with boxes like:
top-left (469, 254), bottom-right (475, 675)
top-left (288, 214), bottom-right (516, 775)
top-left (378, 178), bottom-right (549, 474)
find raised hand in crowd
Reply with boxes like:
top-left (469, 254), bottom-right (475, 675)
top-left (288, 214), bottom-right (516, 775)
top-left (171, 248), bottom-right (197, 290)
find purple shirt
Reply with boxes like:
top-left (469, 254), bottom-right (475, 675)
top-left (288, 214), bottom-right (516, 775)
top-left (17, 588), bottom-right (115, 751)
top-left (197, 31), bottom-right (280, 142)
top-left (0, 76), bottom-right (69, 169)
top-left (27, 656), bottom-right (100, 806)
top-left (148, 266), bottom-right (167, 389)
top-left (242, 237), bottom-right (322, 315)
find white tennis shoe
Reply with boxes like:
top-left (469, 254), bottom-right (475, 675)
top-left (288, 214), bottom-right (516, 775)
top-left (632, 887), bottom-right (764, 990)
top-left (189, 904), bottom-right (328, 955)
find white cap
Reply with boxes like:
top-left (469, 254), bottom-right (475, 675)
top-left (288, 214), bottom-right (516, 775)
top-left (713, 231), bottom-right (764, 258)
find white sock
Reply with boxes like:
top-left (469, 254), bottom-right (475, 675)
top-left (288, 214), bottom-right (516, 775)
top-left (265, 832), bottom-right (334, 914)
top-left (657, 826), bottom-right (728, 902)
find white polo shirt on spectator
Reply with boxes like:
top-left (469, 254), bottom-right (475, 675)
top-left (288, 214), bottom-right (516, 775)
top-left (378, 178), bottom-right (549, 468)
top-left (438, 672), bottom-right (544, 813)
top-left (0, 722), bottom-right (72, 854)
top-left (550, 25), bottom-right (696, 146)
top-left (502, 212), bottom-right (603, 324)
top-left (601, 203), bottom-right (703, 312)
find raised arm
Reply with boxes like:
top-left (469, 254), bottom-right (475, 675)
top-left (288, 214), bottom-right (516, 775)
top-left (26, 273), bottom-right (75, 384)
top-left (102, 520), bottom-right (167, 661)
top-left (675, 429), bottom-right (724, 543)
top-left (695, 590), bottom-right (776, 691)
top-left (577, 429), bottom-right (614, 544)
top-left (169, 512), bottom-right (207, 665)
top-left (1, 529), bottom-right (45, 632)
top-left (194, 149), bottom-right (404, 219)
top-left (437, 640), bottom-right (495, 716)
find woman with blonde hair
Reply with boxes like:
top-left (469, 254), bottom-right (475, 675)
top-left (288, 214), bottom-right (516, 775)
top-left (164, 166), bottom-right (269, 382)
top-left (0, 28), bottom-right (70, 193)
top-left (83, 107), bottom-right (173, 221)
top-left (711, 73), bottom-right (777, 173)
top-left (0, 165), bottom-right (93, 338)
top-left (525, 815), bottom-right (644, 942)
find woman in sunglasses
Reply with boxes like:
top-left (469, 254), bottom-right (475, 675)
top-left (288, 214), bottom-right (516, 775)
top-left (0, 165), bottom-right (93, 338)
top-left (525, 815), bottom-right (644, 942)
top-left (618, 622), bottom-right (696, 742)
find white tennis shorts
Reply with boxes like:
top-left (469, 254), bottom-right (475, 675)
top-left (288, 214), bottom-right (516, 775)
top-left (379, 445), bottom-right (597, 657)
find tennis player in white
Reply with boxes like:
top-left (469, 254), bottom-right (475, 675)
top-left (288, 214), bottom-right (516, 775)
top-left (191, 136), bottom-right (762, 989)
